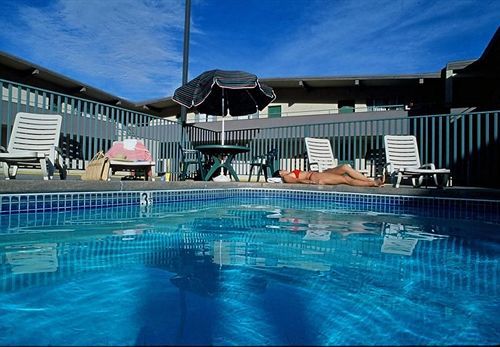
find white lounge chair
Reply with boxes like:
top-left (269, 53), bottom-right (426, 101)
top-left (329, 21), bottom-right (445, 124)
top-left (384, 135), bottom-right (450, 188)
top-left (304, 137), bottom-right (338, 172)
top-left (0, 112), bottom-right (66, 180)
top-left (106, 139), bottom-right (156, 181)
top-left (108, 160), bottom-right (156, 181)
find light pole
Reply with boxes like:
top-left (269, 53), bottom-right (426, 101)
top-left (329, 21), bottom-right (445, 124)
top-left (180, 0), bottom-right (191, 124)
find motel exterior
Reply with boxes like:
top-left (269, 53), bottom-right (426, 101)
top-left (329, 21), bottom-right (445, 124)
top-left (0, 28), bottom-right (498, 187)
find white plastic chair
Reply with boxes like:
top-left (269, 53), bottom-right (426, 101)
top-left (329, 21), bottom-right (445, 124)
top-left (304, 137), bottom-right (338, 172)
top-left (107, 139), bottom-right (156, 181)
top-left (0, 112), bottom-right (66, 180)
top-left (384, 135), bottom-right (450, 188)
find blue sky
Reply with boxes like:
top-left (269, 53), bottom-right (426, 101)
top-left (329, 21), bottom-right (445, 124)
top-left (0, 0), bottom-right (498, 102)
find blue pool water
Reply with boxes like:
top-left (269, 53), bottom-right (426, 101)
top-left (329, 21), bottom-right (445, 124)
top-left (0, 197), bottom-right (499, 346)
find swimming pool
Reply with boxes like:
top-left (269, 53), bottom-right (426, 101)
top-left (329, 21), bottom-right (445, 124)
top-left (0, 189), bottom-right (499, 345)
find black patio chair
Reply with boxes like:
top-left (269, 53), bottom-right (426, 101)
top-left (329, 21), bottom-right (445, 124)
top-left (179, 145), bottom-right (204, 181)
top-left (248, 148), bottom-right (278, 182)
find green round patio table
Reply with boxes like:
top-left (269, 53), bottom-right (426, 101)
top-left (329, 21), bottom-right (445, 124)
top-left (195, 144), bottom-right (250, 181)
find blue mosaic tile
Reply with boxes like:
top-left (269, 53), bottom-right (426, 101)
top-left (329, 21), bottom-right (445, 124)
top-left (0, 188), bottom-right (499, 223)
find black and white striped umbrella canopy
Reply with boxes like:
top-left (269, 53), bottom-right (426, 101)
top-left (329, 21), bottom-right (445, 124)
top-left (173, 69), bottom-right (276, 117)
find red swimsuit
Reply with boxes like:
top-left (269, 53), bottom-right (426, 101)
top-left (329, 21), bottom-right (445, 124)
top-left (292, 169), bottom-right (301, 178)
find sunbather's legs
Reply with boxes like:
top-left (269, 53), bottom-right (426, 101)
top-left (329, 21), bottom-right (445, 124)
top-left (313, 172), bottom-right (382, 187)
top-left (313, 173), bottom-right (347, 185)
top-left (342, 175), bottom-right (381, 187)
top-left (324, 164), bottom-right (373, 182)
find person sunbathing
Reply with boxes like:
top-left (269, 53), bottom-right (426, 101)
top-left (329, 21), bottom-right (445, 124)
top-left (276, 164), bottom-right (384, 187)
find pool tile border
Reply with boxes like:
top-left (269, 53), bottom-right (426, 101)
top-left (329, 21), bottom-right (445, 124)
top-left (1, 188), bottom-right (499, 222)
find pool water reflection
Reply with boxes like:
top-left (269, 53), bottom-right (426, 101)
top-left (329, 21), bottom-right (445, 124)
top-left (0, 198), bottom-right (498, 345)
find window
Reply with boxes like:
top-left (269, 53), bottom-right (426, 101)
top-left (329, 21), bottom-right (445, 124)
top-left (193, 113), bottom-right (217, 123)
top-left (367, 97), bottom-right (404, 111)
top-left (268, 105), bottom-right (282, 118)
top-left (338, 100), bottom-right (355, 113)
top-left (248, 111), bottom-right (259, 119)
top-left (237, 111), bottom-right (259, 120)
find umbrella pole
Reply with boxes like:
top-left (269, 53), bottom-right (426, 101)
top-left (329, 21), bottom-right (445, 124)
top-left (220, 90), bottom-right (228, 179)
top-left (221, 117), bottom-right (225, 145)
top-left (221, 91), bottom-right (225, 145)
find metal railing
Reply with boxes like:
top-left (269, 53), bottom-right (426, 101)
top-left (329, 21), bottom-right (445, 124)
top-left (2, 79), bottom-right (499, 186)
top-left (191, 104), bottom-right (407, 122)
top-left (1, 79), bottom-right (184, 175)
top-left (186, 111), bottom-right (499, 187)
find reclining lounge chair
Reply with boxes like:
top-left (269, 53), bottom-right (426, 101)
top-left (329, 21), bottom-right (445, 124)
top-left (304, 137), bottom-right (338, 172)
top-left (106, 139), bottom-right (156, 181)
top-left (384, 135), bottom-right (450, 188)
top-left (0, 112), bottom-right (67, 180)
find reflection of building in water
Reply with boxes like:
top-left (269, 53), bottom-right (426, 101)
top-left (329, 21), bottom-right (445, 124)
top-left (0, 199), bottom-right (229, 235)
top-left (0, 206), bottom-right (497, 299)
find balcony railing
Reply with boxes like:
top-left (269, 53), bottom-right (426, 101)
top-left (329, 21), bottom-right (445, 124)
top-left (192, 104), bottom-right (407, 122)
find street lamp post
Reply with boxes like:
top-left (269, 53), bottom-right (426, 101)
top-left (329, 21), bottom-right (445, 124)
top-left (180, 0), bottom-right (191, 124)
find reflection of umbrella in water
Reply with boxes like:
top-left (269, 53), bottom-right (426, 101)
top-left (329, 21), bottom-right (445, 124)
top-left (168, 248), bottom-right (268, 297)
top-left (169, 263), bottom-right (268, 342)
top-left (169, 267), bottom-right (268, 297)
top-left (173, 69), bottom-right (276, 145)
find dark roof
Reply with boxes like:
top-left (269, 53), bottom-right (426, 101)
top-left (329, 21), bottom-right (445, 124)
top-left (448, 27), bottom-right (500, 75)
top-left (477, 26), bottom-right (500, 67)
top-left (261, 73), bottom-right (440, 88)
top-left (446, 60), bottom-right (476, 70)
top-left (0, 51), bottom-right (150, 114)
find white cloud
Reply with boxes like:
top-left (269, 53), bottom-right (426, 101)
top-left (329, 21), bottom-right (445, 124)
top-left (2, 0), bottom-right (187, 101)
top-left (255, 0), bottom-right (500, 77)
top-left (1, 0), bottom-right (498, 100)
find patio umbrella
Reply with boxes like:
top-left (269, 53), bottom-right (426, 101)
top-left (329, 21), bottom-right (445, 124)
top-left (173, 69), bottom-right (276, 145)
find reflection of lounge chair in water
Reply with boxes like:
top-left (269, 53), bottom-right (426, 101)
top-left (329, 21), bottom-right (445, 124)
top-left (6, 243), bottom-right (58, 274)
top-left (303, 227), bottom-right (332, 241)
top-left (381, 222), bottom-right (448, 256)
top-left (113, 228), bottom-right (144, 241)
top-left (381, 235), bottom-right (418, 256)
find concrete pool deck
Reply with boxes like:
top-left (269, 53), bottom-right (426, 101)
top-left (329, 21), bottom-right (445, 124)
top-left (1, 173), bottom-right (499, 201)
